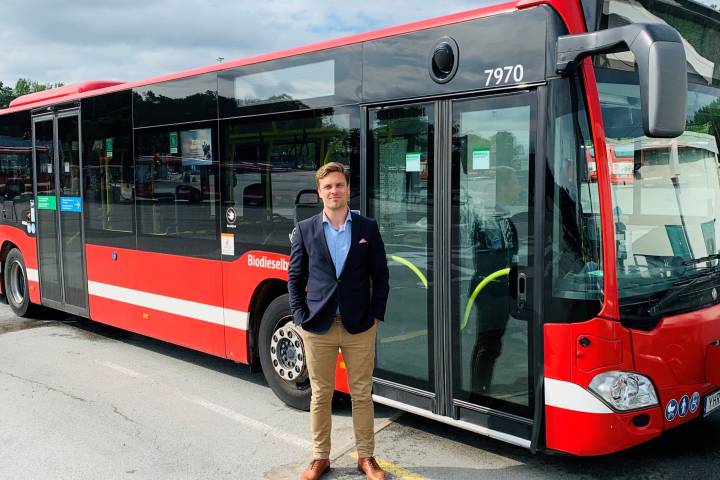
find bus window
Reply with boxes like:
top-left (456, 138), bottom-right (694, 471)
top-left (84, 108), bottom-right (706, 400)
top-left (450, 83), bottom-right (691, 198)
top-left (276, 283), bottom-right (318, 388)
top-left (82, 92), bottom-right (135, 247)
top-left (545, 77), bottom-right (604, 324)
top-left (134, 124), bottom-right (220, 257)
top-left (133, 74), bottom-right (217, 128)
top-left (596, 70), bottom-right (720, 310)
top-left (0, 112), bottom-right (33, 224)
top-left (220, 108), bottom-right (360, 250)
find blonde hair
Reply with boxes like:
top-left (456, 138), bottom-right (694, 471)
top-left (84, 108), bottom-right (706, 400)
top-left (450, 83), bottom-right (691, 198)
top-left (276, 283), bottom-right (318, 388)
top-left (315, 162), bottom-right (349, 188)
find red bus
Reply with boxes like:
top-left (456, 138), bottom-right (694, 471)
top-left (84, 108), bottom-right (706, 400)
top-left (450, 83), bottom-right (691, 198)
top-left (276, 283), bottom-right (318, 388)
top-left (1, 0), bottom-right (719, 456)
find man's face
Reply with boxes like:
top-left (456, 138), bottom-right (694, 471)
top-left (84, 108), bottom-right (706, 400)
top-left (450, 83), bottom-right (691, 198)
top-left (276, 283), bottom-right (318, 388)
top-left (318, 171), bottom-right (350, 211)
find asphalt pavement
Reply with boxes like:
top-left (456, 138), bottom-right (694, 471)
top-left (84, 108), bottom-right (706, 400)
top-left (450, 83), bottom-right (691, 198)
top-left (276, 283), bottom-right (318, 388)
top-left (1, 304), bottom-right (720, 479)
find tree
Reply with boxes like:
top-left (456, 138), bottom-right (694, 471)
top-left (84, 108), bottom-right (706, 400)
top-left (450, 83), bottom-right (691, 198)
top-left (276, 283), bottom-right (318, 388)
top-left (0, 78), bottom-right (64, 109)
top-left (0, 82), bottom-right (15, 109)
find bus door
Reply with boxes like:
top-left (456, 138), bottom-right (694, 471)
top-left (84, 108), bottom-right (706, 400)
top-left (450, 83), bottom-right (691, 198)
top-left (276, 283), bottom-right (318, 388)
top-left (32, 108), bottom-right (88, 316)
top-left (368, 91), bottom-right (537, 446)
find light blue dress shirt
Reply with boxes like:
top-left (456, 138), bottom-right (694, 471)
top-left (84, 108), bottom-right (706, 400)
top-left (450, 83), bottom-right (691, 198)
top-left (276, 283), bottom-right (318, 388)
top-left (323, 209), bottom-right (352, 315)
top-left (322, 209), bottom-right (352, 278)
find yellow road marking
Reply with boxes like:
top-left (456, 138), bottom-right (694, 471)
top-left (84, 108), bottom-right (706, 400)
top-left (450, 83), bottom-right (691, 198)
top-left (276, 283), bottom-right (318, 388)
top-left (380, 329), bottom-right (428, 344)
top-left (350, 451), bottom-right (427, 480)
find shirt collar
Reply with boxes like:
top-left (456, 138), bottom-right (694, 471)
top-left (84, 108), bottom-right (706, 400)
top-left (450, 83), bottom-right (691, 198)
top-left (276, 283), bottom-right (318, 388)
top-left (322, 208), bottom-right (352, 227)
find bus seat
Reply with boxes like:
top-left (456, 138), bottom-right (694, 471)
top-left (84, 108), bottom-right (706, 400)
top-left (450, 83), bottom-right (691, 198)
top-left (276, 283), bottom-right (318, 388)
top-left (243, 183), bottom-right (266, 222)
top-left (294, 189), bottom-right (321, 224)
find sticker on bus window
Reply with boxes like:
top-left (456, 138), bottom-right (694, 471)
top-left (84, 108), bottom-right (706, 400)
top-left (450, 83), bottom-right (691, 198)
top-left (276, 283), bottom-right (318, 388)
top-left (405, 152), bottom-right (421, 172)
top-left (472, 149), bottom-right (490, 170)
top-left (180, 129), bottom-right (213, 162)
top-left (106, 138), bottom-right (113, 158)
top-left (37, 195), bottom-right (56, 210)
top-left (60, 197), bottom-right (82, 213)
top-left (221, 233), bottom-right (234, 256)
top-left (170, 132), bottom-right (179, 154)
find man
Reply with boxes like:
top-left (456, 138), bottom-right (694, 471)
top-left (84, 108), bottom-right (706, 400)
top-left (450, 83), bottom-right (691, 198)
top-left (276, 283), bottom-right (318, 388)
top-left (288, 162), bottom-right (389, 480)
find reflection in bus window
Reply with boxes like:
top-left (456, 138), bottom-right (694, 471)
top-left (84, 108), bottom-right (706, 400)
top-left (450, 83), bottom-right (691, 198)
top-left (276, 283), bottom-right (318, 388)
top-left (82, 92), bottom-right (134, 242)
top-left (369, 104), bottom-right (433, 391)
top-left (599, 0), bottom-right (720, 309)
top-left (135, 126), bottom-right (219, 243)
top-left (453, 100), bottom-right (531, 409)
top-left (0, 112), bottom-right (34, 224)
top-left (221, 108), bottom-right (359, 249)
top-left (597, 70), bottom-right (720, 302)
top-left (547, 77), bottom-right (603, 321)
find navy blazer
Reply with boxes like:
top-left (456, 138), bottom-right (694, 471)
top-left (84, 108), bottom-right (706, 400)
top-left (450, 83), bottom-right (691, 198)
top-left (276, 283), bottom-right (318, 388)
top-left (288, 211), bottom-right (390, 334)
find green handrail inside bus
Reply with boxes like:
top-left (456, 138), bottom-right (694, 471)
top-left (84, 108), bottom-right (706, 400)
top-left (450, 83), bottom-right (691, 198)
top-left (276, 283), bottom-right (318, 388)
top-left (460, 267), bottom-right (511, 331)
top-left (389, 255), bottom-right (428, 289)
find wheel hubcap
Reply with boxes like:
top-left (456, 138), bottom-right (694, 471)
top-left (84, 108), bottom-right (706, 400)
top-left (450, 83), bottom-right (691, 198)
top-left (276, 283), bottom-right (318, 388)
top-left (270, 318), bottom-right (307, 382)
top-left (8, 260), bottom-right (25, 306)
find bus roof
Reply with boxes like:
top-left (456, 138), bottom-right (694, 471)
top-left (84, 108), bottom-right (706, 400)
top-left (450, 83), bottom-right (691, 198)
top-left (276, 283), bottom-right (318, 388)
top-left (8, 81), bottom-right (126, 109)
top-left (0, 0), bottom-right (586, 116)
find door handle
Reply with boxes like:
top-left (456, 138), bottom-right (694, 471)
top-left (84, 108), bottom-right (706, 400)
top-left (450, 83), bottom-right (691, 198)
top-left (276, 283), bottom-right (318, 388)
top-left (517, 272), bottom-right (527, 310)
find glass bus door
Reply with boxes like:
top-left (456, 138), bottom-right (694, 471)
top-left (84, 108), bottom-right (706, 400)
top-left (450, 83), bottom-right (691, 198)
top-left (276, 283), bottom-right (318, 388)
top-left (368, 103), bottom-right (436, 410)
top-left (369, 92), bottom-right (536, 443)
top-left (449, 93), bottom-right (535, 437)
top-left (32, 110), bottom-right (88, 315)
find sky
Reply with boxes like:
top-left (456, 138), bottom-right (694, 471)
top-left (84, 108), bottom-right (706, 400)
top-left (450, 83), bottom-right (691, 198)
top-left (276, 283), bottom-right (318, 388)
top-left (0, 0), bottom-right (717, 87)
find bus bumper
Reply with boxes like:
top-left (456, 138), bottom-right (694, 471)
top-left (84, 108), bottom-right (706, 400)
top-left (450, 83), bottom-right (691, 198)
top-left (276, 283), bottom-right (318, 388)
top-left (545, 403), bottom-right (663, 455)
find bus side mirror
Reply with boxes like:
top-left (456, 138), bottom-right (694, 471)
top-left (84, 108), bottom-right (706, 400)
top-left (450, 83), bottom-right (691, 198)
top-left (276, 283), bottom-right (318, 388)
top-left (556, 23), bottom-right (687, 138)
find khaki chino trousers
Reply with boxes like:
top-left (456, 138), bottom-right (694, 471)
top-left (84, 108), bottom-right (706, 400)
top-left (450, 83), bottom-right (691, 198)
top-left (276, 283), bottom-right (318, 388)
top-left (301, 318), bottom-right (377, 459)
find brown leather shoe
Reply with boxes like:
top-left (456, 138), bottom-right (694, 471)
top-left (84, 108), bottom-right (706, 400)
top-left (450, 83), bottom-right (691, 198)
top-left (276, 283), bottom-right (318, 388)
top-left (299, 459), bottom-right (330, 480)
top-left (357, 456), bottom-right (385, 480)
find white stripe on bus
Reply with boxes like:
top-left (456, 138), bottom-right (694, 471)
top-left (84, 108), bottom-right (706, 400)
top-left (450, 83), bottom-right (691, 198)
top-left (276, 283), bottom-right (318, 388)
top-left (544, 378), bottom-right (612, 414)
top-left (87, 280), bottom-right (249, 330)
top-left (26, 268), bottom-right (39, 282)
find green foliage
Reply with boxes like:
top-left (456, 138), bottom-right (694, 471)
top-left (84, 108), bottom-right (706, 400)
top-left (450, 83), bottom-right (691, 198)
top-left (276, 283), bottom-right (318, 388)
top-left (0, 82), bottom-right (15, 109)
top-left (0, 78), bottom-right (65, 109)
top-left (687, 96), bottom-right (720, 139)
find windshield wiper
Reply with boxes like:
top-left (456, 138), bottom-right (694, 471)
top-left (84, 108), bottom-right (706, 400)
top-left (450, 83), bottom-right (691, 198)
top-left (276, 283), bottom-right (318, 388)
top-left (647, 270), bottom-right (720, 319)
top-left (683, 253), bottom-right (720, 266)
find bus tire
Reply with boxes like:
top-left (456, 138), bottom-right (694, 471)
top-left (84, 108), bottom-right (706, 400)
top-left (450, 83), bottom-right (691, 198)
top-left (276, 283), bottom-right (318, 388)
top-left (258, 294), bottom-right (311, 411)
top-left (4, 248), bottom-right (34, 317)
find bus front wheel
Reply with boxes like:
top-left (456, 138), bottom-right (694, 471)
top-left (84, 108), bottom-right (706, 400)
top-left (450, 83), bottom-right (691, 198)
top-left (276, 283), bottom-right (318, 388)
top-left (258, 294), bottom-right (311, 411)
top-left (4, 248), bottom-right (34, 317)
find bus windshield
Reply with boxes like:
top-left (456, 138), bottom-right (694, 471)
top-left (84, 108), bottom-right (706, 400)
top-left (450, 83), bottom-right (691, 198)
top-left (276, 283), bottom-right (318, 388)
top-left (598, 0), bottom-right (720, 301)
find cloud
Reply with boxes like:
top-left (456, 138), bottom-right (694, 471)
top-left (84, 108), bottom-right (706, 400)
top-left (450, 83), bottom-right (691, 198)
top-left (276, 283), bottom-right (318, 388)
top-left (0, 0), bottom-right (483, 85)
top-left (1, 0), bottom-right (717, 87)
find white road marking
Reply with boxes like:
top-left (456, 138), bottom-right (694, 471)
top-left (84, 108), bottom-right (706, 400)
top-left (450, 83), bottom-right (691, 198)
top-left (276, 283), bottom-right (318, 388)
top-left (183, 395), bottom-right (312, 450)
top-left (96, 360), bottom-right (147, 379)
top-left (96, 358), bottom-right (312, 450)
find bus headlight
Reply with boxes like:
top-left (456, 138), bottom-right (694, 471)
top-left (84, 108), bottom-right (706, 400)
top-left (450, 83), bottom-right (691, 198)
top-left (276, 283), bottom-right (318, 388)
top-left (588, 371), bottom-right (658, 411)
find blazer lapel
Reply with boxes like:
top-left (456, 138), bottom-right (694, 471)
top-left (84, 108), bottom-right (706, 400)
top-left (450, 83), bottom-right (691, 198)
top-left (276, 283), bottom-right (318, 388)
top-left (315, 213), bottom-right (335, 269)
top-left (339, 213), bottom-right (361, 278)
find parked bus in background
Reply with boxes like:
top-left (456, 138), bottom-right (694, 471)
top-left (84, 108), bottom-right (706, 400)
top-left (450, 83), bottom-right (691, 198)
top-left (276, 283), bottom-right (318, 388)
top-left (587, 131), bottom-right (719, 185)
top-left (0, 0), bottom-right (718, 456)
